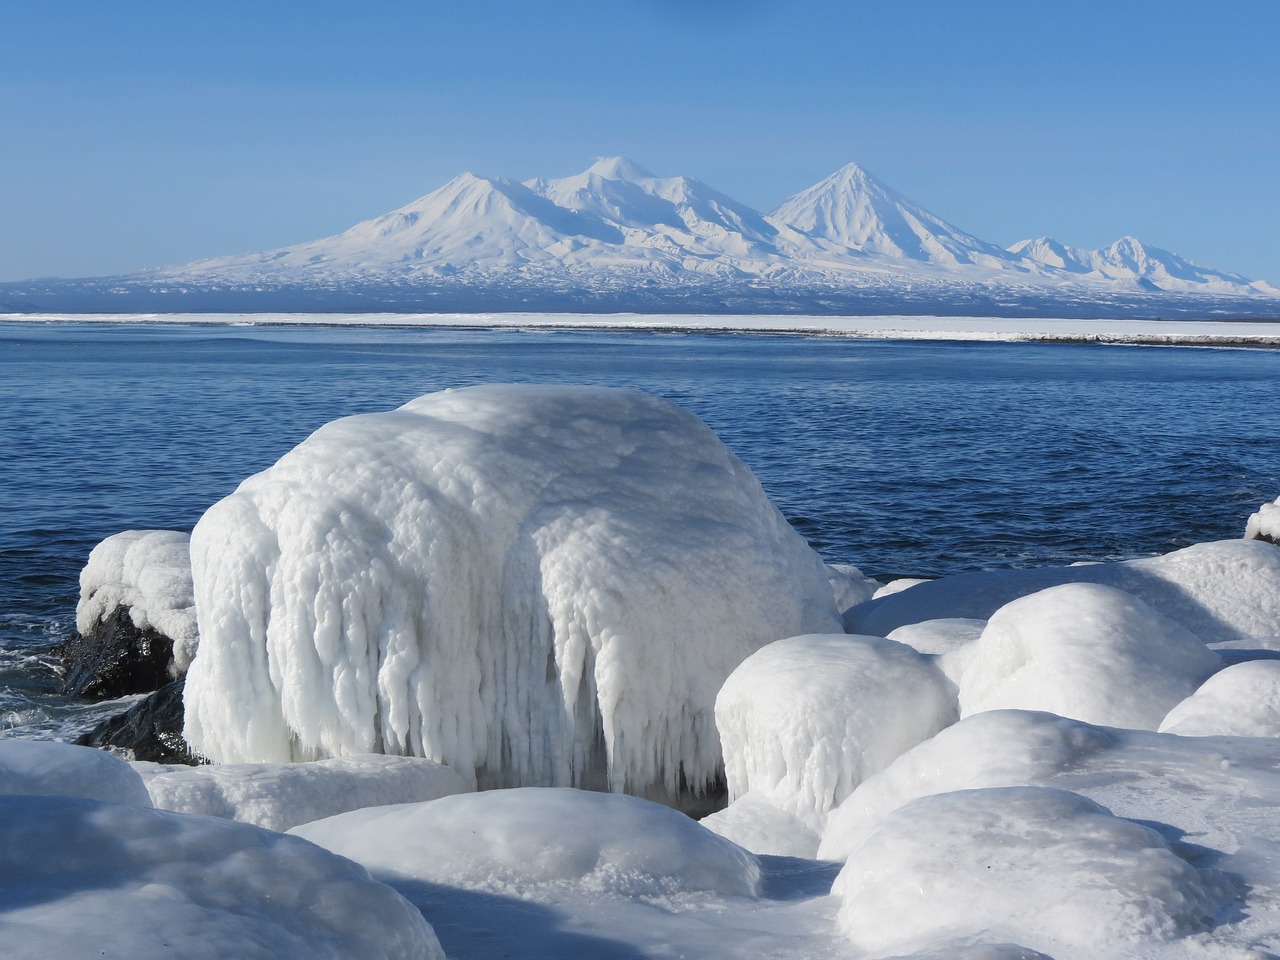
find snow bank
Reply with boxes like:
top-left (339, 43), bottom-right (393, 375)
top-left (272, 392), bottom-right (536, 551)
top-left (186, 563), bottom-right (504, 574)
top-left (134, 754), bottom-right (470, 832)
top-left (185, 385), bottom-right (839, 803)
top-left (698, 790), bottom-right (820, 858)
top-left (846, 539), bottom-right (1280, 642)
top-left (958, 583), bottom-right (1220, 729)
top-left (832, 786), bottom-right (1225, 956)
top-left (76, 529), bottom-right (198, 672)
top-left (1246, 496), bottom-right (1280, 544)
top-left (0, 794), bottom-right (444, 960)
top-left (1159, 659), bottom-right (1280, 737)
top-left (291, 786), bottom-right (761, 899)
top-left (715, 634), bottom-right (956, 831)
top-left (0, 740), bottom-right (152, 807)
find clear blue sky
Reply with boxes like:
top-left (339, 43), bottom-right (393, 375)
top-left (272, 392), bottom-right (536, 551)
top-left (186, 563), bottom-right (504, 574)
top-left (2, 1), bottom-right (1276, 282)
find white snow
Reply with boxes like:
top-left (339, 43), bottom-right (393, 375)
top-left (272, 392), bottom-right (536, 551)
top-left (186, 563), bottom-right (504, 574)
top-left (831, 786), bottom-right (1227, 956)
top-left (847, 538), bottom-right (1280, 642)
top-left (1159, 659), bottom-right (1280, 737)
top-left (698, 790), bottom-right (821, 858)
top-left (957, 583), bottom-right (1221, 729)
top-left (184, 385), bottom-right (839, 804)
top-left (290, 787), bottom-right (761, 899)
top-left (886, 616), bottom-right (986, 655)
top-left (76, 529), bottom-right (198, 671)
top-left (1246, 495), bottom-right (1280, 542)
top-left (133, 754), bottom-right (470, 832)
top-left (715, 634), bottom-right (956, 832)
top-left (0, 794), bottom-right (444, 960)
top-left (824, 561), bottom-right (880, 614)
top-left (0, 739), bottom-right (152, 807)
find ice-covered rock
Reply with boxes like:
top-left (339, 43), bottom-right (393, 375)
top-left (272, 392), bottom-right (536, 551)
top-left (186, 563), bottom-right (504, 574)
top-left (184, 386), bottom-right (839, 802)
top-left (825, 562), bottom-right (880, 614)
top-left (75, 678), bottom-right (197, 764)
top-left (846, 539), bottom-right (1280, 642)
top-left (0, 740), bottom-right (152, 807)
top-left (886, 617), bottom-right (986, 656)
top-left (0, 794), bottom-right (444, 960)
top-left (1159, 659), bottom-right (1280, 737)
top-left (715, 634), bottom-right (956, 831)
top-left (957, 583), bottom-right (1221, 729)
top-left (291, 786), bottom-right (761, 899)
top-left (135, 754), bottom-right (470, 831)
top-left (698, 790), bottom-right (820, 859)
top-left (832, 786), bottom-right (1225, 956)
top-left (1246, 495), bottom-right (1280, 545)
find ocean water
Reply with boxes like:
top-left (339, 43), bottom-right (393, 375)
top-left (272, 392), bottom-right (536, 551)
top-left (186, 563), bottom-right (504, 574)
top-left (2, 320), bottom-right (1278, 740)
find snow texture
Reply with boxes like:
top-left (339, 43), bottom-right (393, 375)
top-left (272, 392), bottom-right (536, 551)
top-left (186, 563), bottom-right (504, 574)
top-left (698, 790), bottom-right (821, 859)
top-left (958, 583), bottom-right (1221, 729)
top-left (1246, 496), bottom-right (1280, 543)
top-left (832, 786), bottom-right (1225, 956)
top-left (0, 794), bottom-right (444, 960)
top-left (290, 787), bottom-right (762, 900)
top-left (846, 539), bottom-right (1280, 643)
top-left (825, 562), bottom-right (880, 614)
top-left (133, 754), bottom-right (470, 832)
top-left (886, 617), bottom-right (986, 656)
top-left (184, 385), bottom-right (839, 803)
top-left (1159, 659), bottom-right (1280, 737)
top-left (715, 634), bottom-right (956, 831)
top-left (76, 529), bottom-right (198, 671)
top-left (0, 740), bottom-right (152, 807)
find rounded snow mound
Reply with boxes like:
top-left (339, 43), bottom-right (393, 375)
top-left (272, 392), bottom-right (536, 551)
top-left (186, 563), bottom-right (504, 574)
top-left (77, 529), bottom-right (198, 670)
top-left (1245, 495), bottom-right (1279, 544)
top-left (1160, 659), bottom-right (1280, 737)
top-left (833, 786), bottom-right (1224, 956)
top-left (698, 790), bottom-right (820, 859)
top-left (819, 709), bottom-right (1113, 861)
top-left (715, 634), bottom-right (956, 831)
top-left (0, 794), bottom-right (444, 960)
top-left (185, 385), bottom-right (839, 803)
top-left (958, 582), bottom-right (1221, 729)
top-left (0, 740), bottom-right (153, 807)
top-left (136, 754), bottom-right (470, 832)
top-left (886, 617), bottom-right (986, 656)
top-left (290, 786), bottom-right (761, 899)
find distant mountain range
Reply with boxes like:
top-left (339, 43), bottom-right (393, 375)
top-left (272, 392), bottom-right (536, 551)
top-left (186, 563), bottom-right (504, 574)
top-left (3, 158), bottom-right (1277, 318)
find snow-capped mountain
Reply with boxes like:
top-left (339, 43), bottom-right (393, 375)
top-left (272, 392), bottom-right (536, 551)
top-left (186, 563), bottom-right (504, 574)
top-left (3, 158), bottom-right (1276, 317)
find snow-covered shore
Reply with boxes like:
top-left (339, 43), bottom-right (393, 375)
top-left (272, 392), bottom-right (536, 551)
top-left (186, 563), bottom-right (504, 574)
top-left (6, 311), bottom-right (1280, 347)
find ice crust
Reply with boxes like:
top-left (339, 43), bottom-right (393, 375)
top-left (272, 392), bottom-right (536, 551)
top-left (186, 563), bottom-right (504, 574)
top-left (0, 740), bottom-right (152, 807)
top-left (0, 794), bottom-right (444, 960)
top-left (697, 790), bottom-right (821, 858)
top-left (290, 786), bottom-right (762, 899)
top-left (1159, 659), bottom-right (1280, 737)
top-left (845, 539), bottom-right (1280, 642)
top-left (76, 529), bottom-right (198, 671)
top-left (832, 786), bottom-right (1225, 955)
top-left (1246, 496), bottom-right (1280, 542)
top-left (134, 754), bottom-right (470, 832)
top-left (958, 582), bottom-right (1221, 729)
top-left (184, 385), bottom-right (839, 800)
top-left (715, 634), bottom-right (956, 831)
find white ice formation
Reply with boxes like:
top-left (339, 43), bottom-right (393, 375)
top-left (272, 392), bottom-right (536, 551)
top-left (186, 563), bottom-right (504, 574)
top-left (0, 740), bottom-right (152, 807)
top-left (831, 786), bottom-right (1225, 956)
top-left (715, 634), bottom-right (956, 832)
top-left (957, 583), bottom-right (1221, 729)
top-left (697, 790), bottom-right (821, 858)
top-left (825, 562), bottom-right (880, 613)
top-left (133, 754), bottom-right (470, 832)
top-left (77, 529), bottom-right (198, 671)
top-left (1246, 495), bottom-right (1280, 543)
top-left (1159, 659), bottom-right (1280, 737)
top-left (0, 795), bottom-right (444, 960)
top-left (184, 385), bottom-right (839, 802)
top-left (846, 539), bottom-right (1280, 643)
top-left (290, 787), bottom-right (762, 899)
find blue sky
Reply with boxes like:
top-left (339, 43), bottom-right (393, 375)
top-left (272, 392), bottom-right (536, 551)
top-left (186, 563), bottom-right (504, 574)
top-left (2, 1), bottom-right (1276, 282)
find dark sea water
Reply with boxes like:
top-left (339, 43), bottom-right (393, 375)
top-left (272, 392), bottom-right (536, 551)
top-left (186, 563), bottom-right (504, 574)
top-left (2, 320), bottom-right (1278, 739)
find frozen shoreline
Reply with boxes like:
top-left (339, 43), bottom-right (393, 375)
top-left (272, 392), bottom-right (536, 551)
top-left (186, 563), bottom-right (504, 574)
top-left (6, 311), bottom-right (1280, 347)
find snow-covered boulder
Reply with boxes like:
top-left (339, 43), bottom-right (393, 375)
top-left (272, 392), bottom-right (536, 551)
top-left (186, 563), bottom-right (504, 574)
top-left (846, 539), bottom-right (1280, 642)
top-left (0, 740), bottom-right (152, 807)
top-left (1246, 495), bottom-right (1280, 545)
top-left (291, 787), bottom-right (761, 899)
top-left (887, 617), bottom-right (986, 655)
top-left (832, 786), bottom-right (1226, 956)
top-left (715, 634), bottom-right (956, 831)
top-left (0, 794), bottom-right (444, 960)
top-left (1159, 659), bottom-right (1280, 737)
top-left (64, 530), bottom-right (197, 697)
top-left (698, 790), bottom-right (820, 859)
top-left (184, 385), bottom-right (840, 803)
top-left (826, 562), bottom-right (879, 614)
top-left (958, 583), bottom-right (1220, 729)
top-left (135, 754), bottom-right (470, 831)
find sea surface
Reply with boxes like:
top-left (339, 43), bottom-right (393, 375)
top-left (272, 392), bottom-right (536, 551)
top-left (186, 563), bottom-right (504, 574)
top-left (2, 320), bottom-right (1278, 740)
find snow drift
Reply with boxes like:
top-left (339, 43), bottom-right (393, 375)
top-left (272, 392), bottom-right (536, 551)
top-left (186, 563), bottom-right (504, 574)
top-left (184, 385), bottom-right (839, 803)
top-left (1159, 659), bottom-right (1280, 737)
top-left (0, 740), bottom-right (152, 807)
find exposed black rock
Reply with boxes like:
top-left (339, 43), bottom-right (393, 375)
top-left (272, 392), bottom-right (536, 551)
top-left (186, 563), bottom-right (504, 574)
top-left (59, 605), bottom-right (175, 699)
top-left (75, 679), bottom-right (202, 765)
